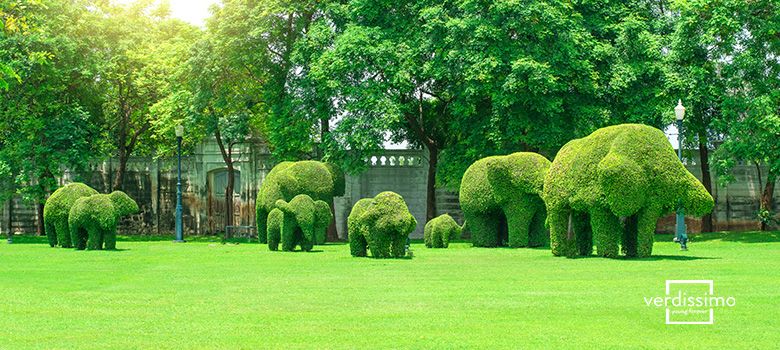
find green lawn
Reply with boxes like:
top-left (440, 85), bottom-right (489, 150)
top-left (1, 232), bottom-right (778, 349)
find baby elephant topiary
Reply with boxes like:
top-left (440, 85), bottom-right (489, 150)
top-left (256, 161), bottom-right (345, 243)
top-left (44, 183), bottom-right (98, 248)
top-left (543, 124), bottom-right (714, 258)
top-left (424, 214), bottom-right (462, 248)
top-left (348, 191), bottom-right (417, 258)
top-left (68, 191), bottom-right (139, 250)
top-left (459, 152), bottom-right (551, 248)
top-left (266, 194), bottom-right (332, 252)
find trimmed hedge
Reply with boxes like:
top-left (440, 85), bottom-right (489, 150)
top-left (459, 152), bottom-right (550, 248)
top-left (68, 191), bottom-right (139, 250)
top-left (543, 124), bottom-right (714, 258)
top-left (256, 161), bottom-right (344, 244)
top-left (347, 191), bottom-right (417, 258)
top-left (43, 183), bottom-right (98, 248)
top-left (424, 214), bottom-right (462, 248)
top-left (267, 194), bottom-right (332, 252)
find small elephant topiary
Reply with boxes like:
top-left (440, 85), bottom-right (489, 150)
top-left (424, 214), bottom-right (462, 248)
top-left (44, 183), bottom-right (99, 248)
top-left (68, 191), bottom-right (139, 250)
top-left (543, 124), bottom-right (714, 258)
top-left (348, 191), bottom-right (417, 258)
top-left (459, 152), bottom-right (551, 248)
top-left (266, 194), bottom-right (333, 252)
top-left (256, 161), bottom-right (345, 243)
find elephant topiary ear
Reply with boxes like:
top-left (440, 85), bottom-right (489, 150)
top-left (597, 152), bottom-right (647, 217)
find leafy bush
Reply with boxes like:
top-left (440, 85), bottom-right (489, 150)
top-left (256, 161), bottom-right (344, 243)
top-left (543, 124), bottom-right (714, 258)
top-left (459, 152), bottom-right (550, 248)
top-left (43, 183), bottom-right (98, 248)
top-left (267, 194), bottom-right (332, 252)
top-left (68, 191), bottom-right (139, 250)
top-left (424, 214), bottom-right (462, 248)
top-left (348, 191), bottom-right (417, 258)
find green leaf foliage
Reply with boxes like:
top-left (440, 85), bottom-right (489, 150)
top-left (347, 191), bottom-right (417, 259)
top-left (543, 124), bottom-right (714, 258)
top-left (423, 213), bottom-right (461, 248)
top-left (459, 152), bottom-right (550, 248)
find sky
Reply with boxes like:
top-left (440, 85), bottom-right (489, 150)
top-left (166, 0), bottom-right (218, 26)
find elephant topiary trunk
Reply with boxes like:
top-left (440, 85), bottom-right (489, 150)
top-left (459, 152), bottom-right (551, 248)
top-left (543, 123), bottom-right (714, 258)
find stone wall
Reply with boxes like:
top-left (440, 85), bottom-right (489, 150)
top-left (1, 141), bottom-right (777, 240)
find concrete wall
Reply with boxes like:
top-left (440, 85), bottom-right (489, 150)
top-left (1, 141), bottom-right (777, 239)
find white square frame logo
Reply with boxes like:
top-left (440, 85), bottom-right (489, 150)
top-left (665, 280), bottom-right (714, 325)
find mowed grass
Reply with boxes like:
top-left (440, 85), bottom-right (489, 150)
top-left (1, 231), bottom-right (779, 349)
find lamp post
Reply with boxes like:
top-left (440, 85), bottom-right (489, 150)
top-left (674, 100), bottom-right (688, 251)
top-left (174, 124), bottom-right (185, 243)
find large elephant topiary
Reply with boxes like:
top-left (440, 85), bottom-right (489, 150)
top-left (424, 214), bottom-right (462, 248)
top-left (348, 191), bottom-right (417, 258)
top-left (543, 123), bottom-right (714, 258)
top-left (266, 194), bottom-right (333, 252)
top-left (68, 191), bottom-right (139, 250)
top-left (256, 161), bottom-right (345, 243)
top-left (459, 152), bottom-right (551, 248)
top-left (44, 182), bottom-right (99, 248)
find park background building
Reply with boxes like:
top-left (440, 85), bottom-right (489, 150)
top-left (1, 136), bottom-right (777, 239)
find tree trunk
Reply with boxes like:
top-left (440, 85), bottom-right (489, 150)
top-left (215, 128), bottom-right (234, 233)
top-left (426, 145), bottom-right (439, 222)
top-left (112, 150), bottom-right (128, 191)
top-left (36, 202), bottom-right (44, 236)
top-left (698, 140), bottom-right (714, 232)
top-left (321, 117), bottom-right (339, 241)
top-left (760, 173), bottom-right (776, 231)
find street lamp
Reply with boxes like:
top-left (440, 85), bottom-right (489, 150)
top-left (174, 124), bottom-right (185, 243)
top-left (674, 100), bottom-right (687, 251)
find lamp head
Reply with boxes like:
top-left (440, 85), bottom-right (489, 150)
top-left (675, 100), bottom-right (685, 121)
top-left (175, 124), bottom-right (184, 138)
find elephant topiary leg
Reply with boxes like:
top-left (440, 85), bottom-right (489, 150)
top-left (636, 207), bottom-right (660, 258)
top-left (348, 227), bottom-right (368, 257)
top-left (548, 207), bottom-right (575, 257)
top-left (390, 234), bottom-right (406, 258)
top-left (86, 227), bottom-right (104, 250)
top-left (528, 206), bottom-right (548, 248)
top-left (299, 227), bottom-right (315, 252)
top-left (266, 210), bottom-right (282, 251)
top-left (104, 230), bottom-right (117, 250)
top-left (504, 202), bottom-right (535, 248)
top-left (591, 208), bottom-right (621, 258)
top-left (467, 214), bottom-right (499, 247)
top-left (367, 233), bottom-right (391, 258)
top-left (572, 211), bottom-right (593, 256)
top-left (280, 216), bottom-right (297, 251)
top-left (56, 220), bottom-right (72, 248)
top-left (46, 220), bottom-right (57, 247)
top-left (256, 207), bottom-right (268, 244)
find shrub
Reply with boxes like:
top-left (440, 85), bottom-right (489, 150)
top-left (348, 191), bottom-right (417, 258)
top-left (424, 214), bottom-right (462, 248)
top-left (43, 183), bottom-right (98, 248)
top-left (543, 123), bottom-right (714, 258)
top-left (68, 191), bottom-right (139, 250)
top-left (459, 152), bottom-right (550, 248)
top-left (256, 161), bottom-right (344, 243)
top-left (267, 194), bottom-right (332, 252)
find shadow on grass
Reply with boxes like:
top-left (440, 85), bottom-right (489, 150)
top-left (688, 231), bottom-right (780, 244)
top-left (633, 255), bottom-right (721, 261)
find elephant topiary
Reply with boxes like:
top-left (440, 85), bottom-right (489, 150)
top-left (348, 191), bottom-right (417, 258)
top-left (459, 152), bottom-right (551, 248)
top-left (266, 194), bottom-right (333, 251)
top-left (68, 191), bottom-right (139, 250)
top-left (44, 182), bottom-right (98, 248)
top-left (543, 123), bottom-right (714, 258)
top-left (424, 214), bottom-right (462, 248)
top-left (256, 161), bottom-right (345, 243)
